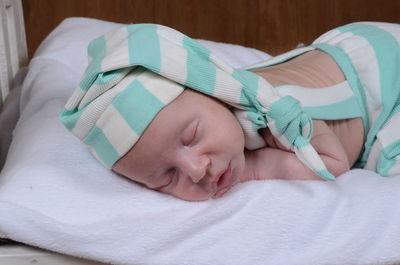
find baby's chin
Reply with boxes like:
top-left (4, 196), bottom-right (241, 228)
top-left (172, 192), bottom-right (214, 202)
top-left (212, 186), bottom-right (232, 199)
top-left (164, 186), bottom-right (215, 201)
top-left (173, 183), bottom-right (238, 201)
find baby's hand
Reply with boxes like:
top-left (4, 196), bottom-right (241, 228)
top-left (259, 128), bottom-right (291, 151)
top-left (242, 120), bottom-right (350, 181)
top-left (243, 147), bottom-right (324, 181)
top-left (240, 148), bottom-right (278, 182)
top-left (239, 128), bottom-right (296, 182)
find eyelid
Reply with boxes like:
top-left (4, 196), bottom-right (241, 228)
top-left (183, 121), bottom-right (199, 146)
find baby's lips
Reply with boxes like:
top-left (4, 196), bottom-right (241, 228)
top-left (219, 163), bottom-right (233, 187)
top-left (213, 186), bottom-right (231, 198)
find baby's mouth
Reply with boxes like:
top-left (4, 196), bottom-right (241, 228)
top-left (213, 163), bottom-right (233, 198)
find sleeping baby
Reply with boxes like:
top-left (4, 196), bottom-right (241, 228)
top-left (60, 22), bottom-right (400, 201)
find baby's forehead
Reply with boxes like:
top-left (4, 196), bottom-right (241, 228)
top-left (136, 88), bottom-right (231, 143)
top-left (141, 89), bottom-right (224, 133)
top-left (120, 91), bottom-right (203, 162)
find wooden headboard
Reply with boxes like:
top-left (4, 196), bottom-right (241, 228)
top-left (22, 0), bottom-right (400, 60)
top-left (2, 0), bottom-right (400, 105)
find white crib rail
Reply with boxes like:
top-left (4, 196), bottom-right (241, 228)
top-left (0, 0), bottom-right (27, 108)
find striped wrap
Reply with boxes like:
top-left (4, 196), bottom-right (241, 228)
top-left (59, 23), bottom-right (335, 181)
top-left (247, 22), bottom-right (400, 178)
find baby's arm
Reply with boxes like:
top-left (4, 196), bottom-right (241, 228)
top-left (241, 120), bottom-right (350, 182)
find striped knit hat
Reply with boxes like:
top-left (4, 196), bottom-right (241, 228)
top-left (59, 23), bottom-right (335, 181)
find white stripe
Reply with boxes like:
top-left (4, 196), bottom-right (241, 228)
top-left (234, 110), bottom-right (266, 150)
top-left (313, 29), bottom-right (353, 46)
top-left (245, 46), bottom-right (315, 70)
top-left (136, 70), bottom-right (184, 105)
top-left (96, 105), bottom-right (139, 156)
top-left (266, 118), bottom-right (291, 149)
top-left (364, 138), bottom-right (383, 172)
top-left (65, 87), bottom-right (86, 110)
top-left (375, 111), bottom-right (400, 148)
top-left (257, 77), bottom-right (280, 109)
top-left (157, 26), bottom-right (188, 85)
top-left (213, 68), bottom-right (243, 104)
top-left (365, 111), bottom-right (400, 173)
top-left (345, 37), bottom-right (382, 128)
top-left (388, 156), bottom-right (400, 177)
top-left (277, 81), bottom-right (354, 107)
top-left (157, 24), bottom-right (185, 43)
top-left (209, 53), bottom-right (234, 74)
top-left (72, 70), bottom-right (142, 139)
top-left (101, 27), bottom-right (130, 71)
top-left (317, 30), bottom-right (382, 128)
top-left (79, 68), bottom-right (131, 109)
top-left (295, 145), bottom-right (326, 172)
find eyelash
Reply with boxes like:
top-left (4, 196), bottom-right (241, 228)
top-left (184, 122), bottom-right (198, 146)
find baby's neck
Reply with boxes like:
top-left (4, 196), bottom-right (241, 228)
top-left (250, 50), bottom-right (345, 88)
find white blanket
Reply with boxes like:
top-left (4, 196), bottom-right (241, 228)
top-left (1, 17), bottom-right (400, 265)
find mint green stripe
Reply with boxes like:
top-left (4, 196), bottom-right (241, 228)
top-left (233, 70), bottom-right (266, 130)
top-left (80, 36), bottom-right (107, 91)
top-left (269, 96), bottom-right (309, 144)
top-left (233, 69), bottom-right (260, 110)
top-left (127, 24), bottom-right (161, 73)
top-left (303, 97), bottom-right (362, 120)
top-left (312, 43), bottom-right (369, 136)
top-left (337, 24), bottom-right (399, 109)
top-left (83, 126), bottom-right (120, 168)
top-left (112, 80), bottom-right (164, 136)
top-left (388, 102), bottom-right (400, 121)
top-left (63, 35), bottom-right (107, 132)
top-left (183, 36), bottom-right (216, 95)
top-left (59, 108), bottom-right (84, 131)
top-left (376, 140), bottom-right (400, 177)
top-left (94, 68), bottom-right (126, 85)
top-left (336, 23), bottom-right (400, 164)
top-left (233, 69), bottom-right (259, 106)
top-left (315, 169), bottom-right (336, 181)
top-left (88, 35), bottom-right (107, 59)
top-left (294, 136), bottom-right (309, 148)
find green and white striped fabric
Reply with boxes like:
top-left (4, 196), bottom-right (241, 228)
top-left (247, 22), bottom-right (400, 177)
top-left (59, 23), bottom-right (335, 181)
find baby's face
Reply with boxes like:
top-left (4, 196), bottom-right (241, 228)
top-left (113, 89), bottom-right (246, 201)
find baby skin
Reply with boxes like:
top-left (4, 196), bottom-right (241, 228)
top-left (113, 50), bottom-right (364, 201)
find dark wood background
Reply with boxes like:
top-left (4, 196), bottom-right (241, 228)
top-left (22, 0), bottom-right (400, 58)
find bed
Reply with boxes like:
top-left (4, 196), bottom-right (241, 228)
top-left (1, 0), bottom-right (400, 264)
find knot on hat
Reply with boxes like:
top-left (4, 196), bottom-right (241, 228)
top-left (267, 96), bottom-right (313, 148)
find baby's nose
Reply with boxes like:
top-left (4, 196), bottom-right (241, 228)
top-left (181, 154), bottom-right (210, 183)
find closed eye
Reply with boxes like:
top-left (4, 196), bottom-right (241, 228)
top-left (183, 121), bottom-right (199, 146)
